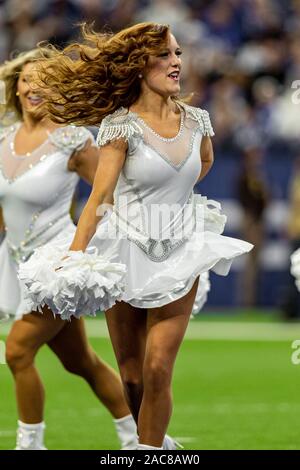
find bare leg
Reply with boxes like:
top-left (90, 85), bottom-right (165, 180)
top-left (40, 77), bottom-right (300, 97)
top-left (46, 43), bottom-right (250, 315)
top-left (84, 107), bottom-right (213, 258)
top-left (47, 317), bottom-right (130, 419)
top-left (138, 278), bottom-right (199, 447)
top-left (105, 302), bottom-right (147, 422)
top-left (104, 279), bottom-right (199, 447)
top-left (5, 308), bottom-right (65, 423)
top-left (6, 308), bottom-right (137, 449)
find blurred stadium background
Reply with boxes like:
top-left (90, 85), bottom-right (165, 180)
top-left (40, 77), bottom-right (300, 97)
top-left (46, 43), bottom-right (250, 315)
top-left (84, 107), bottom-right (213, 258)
top-left (1, 0), bottom-right (300, 450)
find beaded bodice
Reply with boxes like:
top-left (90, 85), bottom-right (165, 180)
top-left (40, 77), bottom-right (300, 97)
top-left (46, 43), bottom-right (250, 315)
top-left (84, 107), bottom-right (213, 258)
top-left (96, 103), bottom-right (214, 262)
top-left (0, 123), bottom-right (94, 262)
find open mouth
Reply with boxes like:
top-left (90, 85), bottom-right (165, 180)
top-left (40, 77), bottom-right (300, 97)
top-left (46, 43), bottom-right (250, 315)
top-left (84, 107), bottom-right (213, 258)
top-left (168, 71), bottom-right (180, 81)
top-left (27, 95), bottom-right (43, 106)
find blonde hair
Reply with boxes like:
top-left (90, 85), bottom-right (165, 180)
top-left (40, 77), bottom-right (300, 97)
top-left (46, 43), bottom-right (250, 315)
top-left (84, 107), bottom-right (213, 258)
top-left (34, 23), bottom-right (171, 126)
top-left (0, 47), bottom-right (56, 124)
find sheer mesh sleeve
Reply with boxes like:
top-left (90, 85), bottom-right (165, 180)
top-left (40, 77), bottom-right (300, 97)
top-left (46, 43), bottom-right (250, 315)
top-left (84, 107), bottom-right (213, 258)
top-left (96, 107), bottom-right (143, 149)
top-left (48, 126), bottom-right (96, 155)
top-left (0, 124), bottom-right (96, 182)
top-left (0, 125), bottom-right (14, 143)
top-left (180, 103), bottom-right (214, 137)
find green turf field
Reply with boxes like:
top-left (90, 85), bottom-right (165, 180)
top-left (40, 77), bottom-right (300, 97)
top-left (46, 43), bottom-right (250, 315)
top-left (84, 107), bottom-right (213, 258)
top-left (1, 311), bottom-right (300, 450)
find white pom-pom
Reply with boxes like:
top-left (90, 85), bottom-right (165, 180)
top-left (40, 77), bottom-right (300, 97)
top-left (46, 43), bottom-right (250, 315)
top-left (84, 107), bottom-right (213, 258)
top-left (18, 247), bottom-right (127, 320)
top-left (194, 194), bottom-right (227, 235)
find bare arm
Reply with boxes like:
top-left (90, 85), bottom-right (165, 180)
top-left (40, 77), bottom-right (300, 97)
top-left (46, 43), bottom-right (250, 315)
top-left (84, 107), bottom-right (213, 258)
top-left (198, 136), bottom-right (214, 182)
top-left (68, 139), bottom-right (100, 185)
top-left (69, 139), bottom-right (127, 252)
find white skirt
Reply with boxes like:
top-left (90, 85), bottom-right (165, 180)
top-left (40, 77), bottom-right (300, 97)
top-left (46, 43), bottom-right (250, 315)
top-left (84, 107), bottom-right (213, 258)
top-left (0, 225), bottom-right (75, 321)
top-left (18, 197), bottom-right (253, 320)
top-left (87, 221), bottom-right (251, 309)
top-left (0, 238), bottom-right (20, 321)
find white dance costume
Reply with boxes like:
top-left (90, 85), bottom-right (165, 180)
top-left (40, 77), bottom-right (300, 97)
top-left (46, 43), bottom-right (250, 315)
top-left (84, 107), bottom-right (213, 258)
top-left (0, 123), bottom-right (95, 320)
top-left (19, 103), bottom-right (253, 319)
top-left (291, 250), bottom-right (300, 290)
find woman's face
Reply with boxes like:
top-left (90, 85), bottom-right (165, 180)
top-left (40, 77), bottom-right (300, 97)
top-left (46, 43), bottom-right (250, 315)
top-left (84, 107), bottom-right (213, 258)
top-left (17, 62), bottom-right (46, 119)
top-left (142, 33), bottom-right (182, 98)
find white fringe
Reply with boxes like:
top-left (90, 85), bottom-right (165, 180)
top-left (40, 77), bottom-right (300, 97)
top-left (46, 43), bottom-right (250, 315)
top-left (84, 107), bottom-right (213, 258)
top-left (18, 246), bottom-right (127, 320)
top-left (181, 103), bottom-right (215, 137)
top-left (96, 108), bottom-right (143, 147)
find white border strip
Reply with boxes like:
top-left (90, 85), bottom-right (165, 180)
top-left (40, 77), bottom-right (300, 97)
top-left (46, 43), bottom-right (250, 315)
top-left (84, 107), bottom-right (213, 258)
top-left (2, 319), bottom-right (300, 342)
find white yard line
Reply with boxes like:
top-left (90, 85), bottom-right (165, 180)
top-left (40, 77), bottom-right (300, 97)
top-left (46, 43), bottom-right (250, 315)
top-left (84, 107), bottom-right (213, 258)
top-left (0, 431), bottom-right (15, 437)
top-left (1, 319), bottom-right (300, 341)
top-left (175, 402), bottom-right (300, 414)
top-left (174, 437), bottom-right (197, 443)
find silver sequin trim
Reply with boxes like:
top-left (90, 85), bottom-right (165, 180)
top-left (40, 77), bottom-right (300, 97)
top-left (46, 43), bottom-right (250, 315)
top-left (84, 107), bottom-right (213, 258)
top-left (143, 127), bottom-right (200, 172)
top-left (7, 210), bottom-right (70, 263)
top-left (96, 108), bottom-right (143, 147)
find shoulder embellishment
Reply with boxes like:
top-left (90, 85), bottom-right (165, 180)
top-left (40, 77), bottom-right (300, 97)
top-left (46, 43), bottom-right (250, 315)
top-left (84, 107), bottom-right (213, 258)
top-left (49, 126), bottom-right (94, 153)
top-left (0, 123), bottom-right (18, 142)
top-left (96, 107), bottom-right (143, 147)
top-left (180, 103), bottom-right (214, 137)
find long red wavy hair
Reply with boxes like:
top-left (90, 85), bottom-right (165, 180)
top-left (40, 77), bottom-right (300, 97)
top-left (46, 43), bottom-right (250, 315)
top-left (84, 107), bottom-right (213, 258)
top-left (36, 23), bottom-right (171, 126)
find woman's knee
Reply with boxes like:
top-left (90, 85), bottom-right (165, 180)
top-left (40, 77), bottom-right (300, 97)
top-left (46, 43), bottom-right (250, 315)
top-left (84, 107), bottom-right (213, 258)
top-left (60, 348), bottom-right (96, 378)
top-left (5, 337), bottom-right (36, 372)
top-left (119, 356), bottom-right (143, 389)
top-left (143, 358), bottom-right (171, 394)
